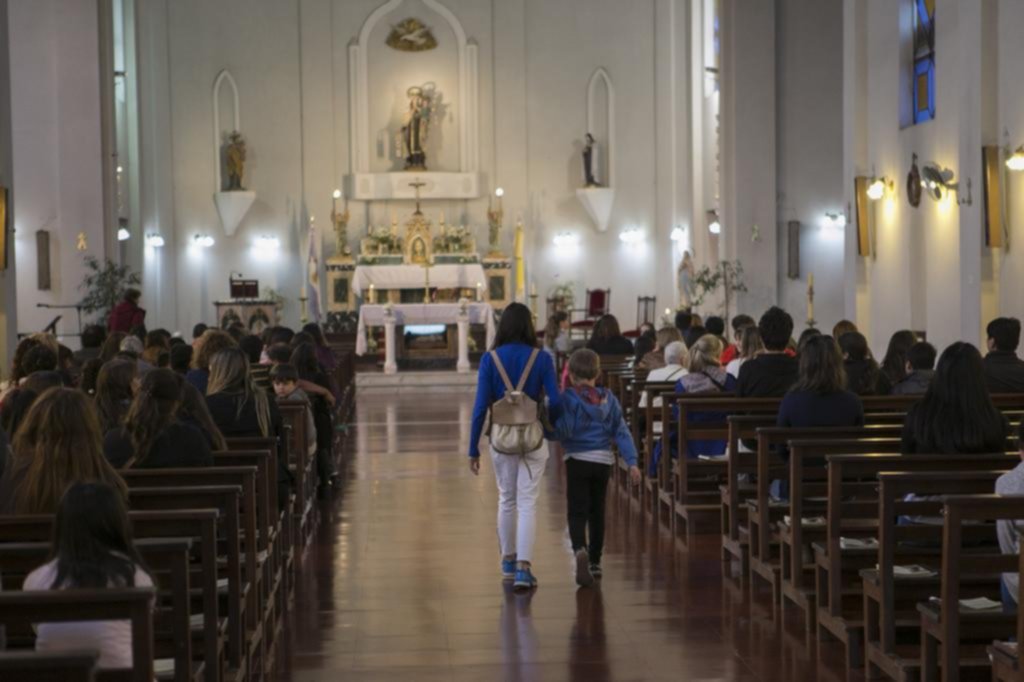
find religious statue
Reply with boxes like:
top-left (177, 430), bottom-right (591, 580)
top-left (582, 133), bottom-right (601, 187)
top-left (396, 85), bottom-right (434, 171)
top-left (224, 131), bottom-right (247, 191)
top-left (487, 197), bottom-right (504, 257)
top-left (677, 250), bottom-right (696, 309)
top-left (385, 18), bottom-right (438, 52)
top-left (332, 206), bottom-right (351, 258)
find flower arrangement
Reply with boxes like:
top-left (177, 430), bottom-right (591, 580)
top-left (368, 226), bottom-right (403, 254)
top-left (433, 224), bottom-right (475, 254)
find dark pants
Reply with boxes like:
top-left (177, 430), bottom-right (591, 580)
top-left (566, 458), bottom-right (611, 565)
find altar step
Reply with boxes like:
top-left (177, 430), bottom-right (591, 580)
top-left (356, 370), bottom-right (477, 394)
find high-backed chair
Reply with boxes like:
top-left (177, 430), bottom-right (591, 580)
top-left (570, 289), bottom-right (610, 338)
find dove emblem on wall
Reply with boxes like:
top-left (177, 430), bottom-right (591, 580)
top-left (386, 18), bottom-right (438, 52)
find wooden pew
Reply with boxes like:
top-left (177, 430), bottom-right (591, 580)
top-left (919, 495), bottom-right (1024, 682)
top-left (0, 588), bottom-right (156, 682)
top-left (0, 538), bottom-right (195, 682)
top-left (0, 650), bottom-right (99, 682)
top-left (987, 538), bottom-right (1023, 682)
top-left (0, 510), bottom-right (228, 682)
top-left (748, 424), bottom-right (905, 605)
top-left (278, 402), bottom-right (316, 547)
top-left (721, 414), bottom-right (779, 575)
top-left (623, 380), bottom-right (676, 507)
top-left (862, 472), bottom-right (1012, 681)
top-left (813, 455), bottom-right (1017, 676)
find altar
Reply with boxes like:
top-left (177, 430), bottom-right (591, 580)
top-left (353, 263), bottom-right (486, 300)
top-left (356, 302), bottom-right (496, 374)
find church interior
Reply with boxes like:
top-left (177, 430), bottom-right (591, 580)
top-left (2, 0), bottom-right (1024, 680)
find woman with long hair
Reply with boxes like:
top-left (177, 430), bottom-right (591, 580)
top-left (22, 482), bottom-right (153, 670)
top-left (103, 369), bottom-right (213, 469)
top-left (177, 382), bottom-right (227, 450)
top-left (290, 343), bottom-right (337, 485)
top-left (0, 388), bottom-right (127, 515)
top-left (726, 325), bottom-right (764, 379)
top-left (901, 342), bottom-right (1009, 454)
top-left (0, 337), bottom-right (40, 398)
top-left (469, 302), bottom-right (562, 592)
top-left (880, 329), bottom-right (919, 386)
top-left (94, 359), bottom-right (138, 433)
top-left (639, 326), bottom-right (683, 371)
top-left (205, 347), bottom-right (281, 440)
top-left (779, 335), bottom-right (864, 428)
top-left (99, 331), bottom-right (128, 364)
top-left (542, 312), bottom-right (571, 359)
top-left (838, 331), bottom-right (891, 395)
top-left (186, 329), bottom-right (236, 395)
top-left (585, 314), bottom-right (634, 356)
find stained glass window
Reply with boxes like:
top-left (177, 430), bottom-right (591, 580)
top-left (912, 0), bottom-right (935, 124)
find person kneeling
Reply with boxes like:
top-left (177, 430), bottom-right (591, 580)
top-left (554, 349), bottom-right (641, 587)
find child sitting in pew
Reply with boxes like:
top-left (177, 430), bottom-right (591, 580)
top-left (271, 363), bottom-right (318, 459)
top-left (996, 419), bottom-right (1024, 612)
top-left (22, 482), bottom-right (153, 670)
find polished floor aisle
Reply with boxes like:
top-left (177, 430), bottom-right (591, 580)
top-left (279, 393), bottom-right (852, 681)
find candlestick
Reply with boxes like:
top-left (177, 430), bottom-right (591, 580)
top-left (476, 281), bottom-right (483, 302)
top-left (807, 273), bottom-right (815, 327)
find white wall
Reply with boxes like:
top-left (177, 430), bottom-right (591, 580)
top-left (9, 0), bottom-right (108, 340)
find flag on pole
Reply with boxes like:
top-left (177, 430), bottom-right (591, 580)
top-left (306, 217), bottom-right (322, 322)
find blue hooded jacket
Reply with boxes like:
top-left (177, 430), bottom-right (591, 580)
top-left (552, 387), bottom-right (637, 468)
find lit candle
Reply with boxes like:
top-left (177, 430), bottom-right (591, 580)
top-left (476, 282), bottom-right (483, 302)
top-left (530, 281), bottom-right (536, 297)
top-left (369, 283), bottom-right (375, 304)
top-left (807, 273), bottom-right (815, 321)
top-left (495, 187), bottom-right (504, 213)
top-left (332, 188), bottom-right (341, 212)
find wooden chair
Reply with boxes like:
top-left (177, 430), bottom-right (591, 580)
top-left (570, 289), bottom-right (610, 339)
top-left (987, 545), bottom-right (1024, 681)
top-left (0, 650), bottom-right (98, 682)
top-left (636, 296), bottom-right (656, 330)
top-left (0, 588), bottom-right (156, 682)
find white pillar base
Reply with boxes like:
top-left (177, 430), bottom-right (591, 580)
top-left (456, 312), bottom-right (471, 373)
top-left (383, 314), bottom-right (398, 375)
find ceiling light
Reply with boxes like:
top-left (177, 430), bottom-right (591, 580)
top-left (670, 225), bottom-right (685, 241)
top-left (823, 212), bottom-right (846, 229)
top-left (553, 232), bottom-right (578, 247)
top-left (145, 234), bottom-right (165, 248)
top-left (1007, 146), bottom-right (1024, 172)
top-left (254, 235), bottom-right (280, 250)
top-left (117, 228), bottom-right (130, 241)
top-left (194, 234), bottom-right (215, 248)
top-left (619, 227), bottom-right (644, 244)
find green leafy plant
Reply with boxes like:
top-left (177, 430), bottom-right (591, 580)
top-left (78, 256), bottom-right (141, 324)
top-left (691, 259), bottom-right (748, 320)
top-left (548, 282), bottom-right (576, 312)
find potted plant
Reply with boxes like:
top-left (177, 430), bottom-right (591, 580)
top-left (691, 259), bottom-right (748, 321)
top-left (78, 256), bottom-right (141, 325)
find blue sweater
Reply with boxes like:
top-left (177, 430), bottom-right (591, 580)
top-left (469, 343), bottom-right (562, 458)
top-left (552, 387), bottom-right (637, 467)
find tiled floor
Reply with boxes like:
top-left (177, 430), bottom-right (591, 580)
top-left (278, 393), bottom-right (854, 681)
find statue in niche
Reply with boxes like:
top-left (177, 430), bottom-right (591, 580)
top-left (396, 85), bottom-right (435, 171)
top-left (677, 250), bottom-right (696, 309)
top-left (582, 133), bottom-right (602, 187)
top-left (224, 131), bottom-right (247, 191)
top-left (386, 18), bottom-right (438, 52)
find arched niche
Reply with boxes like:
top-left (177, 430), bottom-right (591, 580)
top-left (586, 67), bottom-right (614, 188)
top-left (212, 69), bottom-right (240, 191)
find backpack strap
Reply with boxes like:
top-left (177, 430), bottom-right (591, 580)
top-left (516, 348), bottom-right (541, 393)
top-left (490, 350), bottom-right (516, 393)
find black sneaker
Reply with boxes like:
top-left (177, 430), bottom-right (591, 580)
top-left (575, 549), bottom-right (594, 587)
top-left (589, 563), bottom-right (602, 579)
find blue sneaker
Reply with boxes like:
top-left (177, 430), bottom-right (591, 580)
top-left (501, 557), bottom-right (517, 581)
top-left (513, 568), bottom-right (538, 592)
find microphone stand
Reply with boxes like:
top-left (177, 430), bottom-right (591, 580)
top-left (36, 303), bottom-right (85, 337)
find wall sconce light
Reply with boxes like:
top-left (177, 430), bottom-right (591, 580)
top-left (145, 234), bottom-right (165, 248)
top-left (707, 210), bottom-right (721, 235)
top-left (670, 225), bottom-right (685, 241)
top-left (919, 163), bottom-right (972, 205)
top-left (822, 212), bottom-right (847, 229)
top-left (618, 226), bottom-right (644, 244)
top-left (254, 235), bottom-right (280, 250)
top-left (193, 234), bottom-right (215, 248)
top-left (553, 231), bottom-right (579, 247)
top-left (1006, 146), bottom-right (1024, 172)
top-left (117, 228), bottom-right (130, 241)
top-left (866, 176), bottom-right (893, 201)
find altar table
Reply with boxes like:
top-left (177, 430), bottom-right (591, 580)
top-left (355, 302), bottom-right (496, 374)
top-left (352, 263), bottom-right (486, 297)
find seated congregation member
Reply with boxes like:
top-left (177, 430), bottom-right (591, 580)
top-left (674, 309), bottom-right (693, 338)
top-left (639, 327), bottom-right (683, 371)
top-left (107, 288), bottom-right (146, 333)
top-left (94, 359), bottom-right (138, 433)
top-left (705, 316), bottom-right (727, 346)
top-left (633, 329), bottom-right (656, 367)
top-left (880, 329), bottom-right (918, 388)
top-left (995, 419), bottom-right (1024, 610)
top-left (838, 331), bottom-right (891, 395)
top-left (239, 334), bottom-right (271, 394)
top-left (542, 312), bottom-right (571, 361)
top-left (797, 327), bottom-right (821, 352)
top-left (0, 388), bottom-right (127, 515)
top-left (140, 330), bottom-right (170, 369)
top-left (205, 347), bottom-right (282, 440)
top-left (22, 482), bottom-right (153, 670)
top-left (832, 319), bottom-right (858, 341)
top-left (901, 341), bottom-right (1009, 454)
top-left (186, 329), bottom-right (236, 394)
top-left (0, 388), bottom-right (38, 440)
top-left (891, 341), bottom-right (936, 395)
top-left (721, 314), bottom-right (755, 365)
top-left (638, 341), bottom-right (688, 410)
top-left (737, 306), bottom-right (798, 397)
top-left (73, 325), bottom-right (106, 368)
top-left (272, 364), bottom-right (317, 459)
top-left (468, 303), bottom-right (563, 592)
top-left (103, 369), bottom-right (213, 469)
top-left (777, 335), bottom-right (864, 430)
top-left (170, 343), bottom-right (193, 376)
top-left (683, 325), bottom-right (707, 351)
top-left (177, 382), bottom-right (227, 450)
top-left (983, 317), bottom-right (1024, 394)
top-left (191, 323), bottom-right (208, 348)
top-left (0, 337), bottom-right (42, 398)
top-left (586, 314), bottom-right (634, 356)
top-left (553, 349), bottom-right (641, 587)
top-left (99, 331), bottom-right (127, 364)
top-left (303, 323), bottom-right (339, 375)
top-left (290, 344), bottom-right (336, 482)
top-left (726, 325), bottom-right (763, 379)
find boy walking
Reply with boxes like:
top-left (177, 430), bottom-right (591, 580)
top-left (554, 349), bottom-right (641, 587)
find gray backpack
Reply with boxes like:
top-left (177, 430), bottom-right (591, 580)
top-left (488, 349), bottom-right (545, 455)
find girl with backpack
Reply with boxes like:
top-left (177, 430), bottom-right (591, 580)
top-left (469, 303), bottom-right (562, 592)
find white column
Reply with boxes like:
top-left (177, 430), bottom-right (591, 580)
top-left (383, 310), bottom-right (398, 375)
top-left (456, 309), bottom-right (470, 373)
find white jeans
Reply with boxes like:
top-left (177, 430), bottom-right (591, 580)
top-left (490, 443), bottom-right (549, 564)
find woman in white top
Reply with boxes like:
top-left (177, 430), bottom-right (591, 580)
top-left (726, 325), bottom-right (764, 379)
top-left (22, 482), bottom-right (153, 670)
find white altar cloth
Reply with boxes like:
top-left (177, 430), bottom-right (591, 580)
top-left (355, 302), bottom-right (496, 356)
top-left (352, 263), bottom-right (486, 296)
